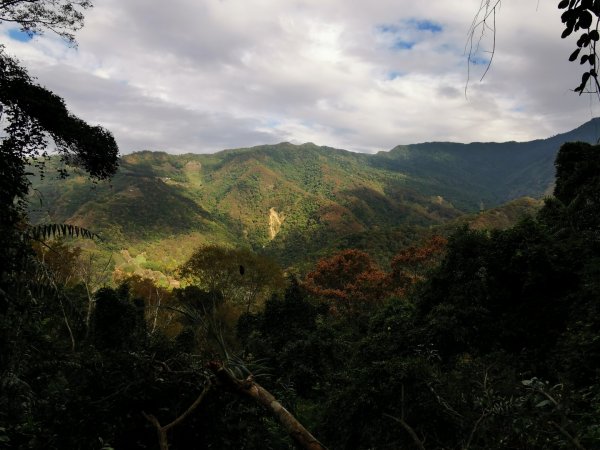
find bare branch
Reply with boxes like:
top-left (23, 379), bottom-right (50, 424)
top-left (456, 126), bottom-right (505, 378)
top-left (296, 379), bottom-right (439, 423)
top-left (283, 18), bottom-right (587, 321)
top-left (465, 0), bottom-right (502, 98)
top-left (143, 382), bottom-right (212, 450)
top-left (384, 414), bottom-right (426, 450)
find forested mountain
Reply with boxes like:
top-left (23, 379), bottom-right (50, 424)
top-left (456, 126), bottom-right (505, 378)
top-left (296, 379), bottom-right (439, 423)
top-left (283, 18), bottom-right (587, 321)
top-left (5, 2), bottom-right (600, 449)
top-left (371, 117), bottom-right (600, 207)
top-left (28, 118), bottom-right (600, 272)
top-left (9, 140), bottom-right (600, 450)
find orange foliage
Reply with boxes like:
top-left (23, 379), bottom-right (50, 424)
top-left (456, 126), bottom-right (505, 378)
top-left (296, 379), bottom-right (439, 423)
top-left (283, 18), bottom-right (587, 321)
top-left (304, 236), bottom-right (447, 315)
top-left (388, 235), bottom-right (447, 296)
top-left (304, 249), bottom-right (388, 314)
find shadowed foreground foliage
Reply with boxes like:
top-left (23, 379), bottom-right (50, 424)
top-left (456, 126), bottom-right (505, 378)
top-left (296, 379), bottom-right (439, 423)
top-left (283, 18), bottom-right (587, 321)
top-left (0, 142), bottom-right (599, 449)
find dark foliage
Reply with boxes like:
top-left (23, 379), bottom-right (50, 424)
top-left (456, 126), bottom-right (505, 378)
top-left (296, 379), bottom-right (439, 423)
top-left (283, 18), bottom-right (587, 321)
top-left (0, 0), bottom-right (92, 44)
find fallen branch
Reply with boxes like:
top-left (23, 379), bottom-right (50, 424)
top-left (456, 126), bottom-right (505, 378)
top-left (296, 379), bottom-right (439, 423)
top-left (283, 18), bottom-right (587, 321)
top-left (208, 361), bottom-right (328, 450)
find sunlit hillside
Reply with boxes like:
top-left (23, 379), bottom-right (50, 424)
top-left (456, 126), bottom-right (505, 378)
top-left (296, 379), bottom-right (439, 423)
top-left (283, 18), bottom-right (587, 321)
top-left (28, 118), bottom-right (600, 274)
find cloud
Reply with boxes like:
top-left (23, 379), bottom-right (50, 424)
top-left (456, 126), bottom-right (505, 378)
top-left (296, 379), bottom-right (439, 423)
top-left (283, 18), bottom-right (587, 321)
top-left (1, 0), bottom-right (598, 154)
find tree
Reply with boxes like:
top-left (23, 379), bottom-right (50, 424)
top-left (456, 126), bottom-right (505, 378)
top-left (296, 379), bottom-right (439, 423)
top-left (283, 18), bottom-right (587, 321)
top-left (91, 285), bottom-right (146, 350)
top-left (0, 5), bottom-right (120, 444)
top-left (179, 245), bottom-right (285, 313)
top-left (553, 141), bottom-right (600, 231)
top-left (388, 235), bottom-right (447, 297)
top-left (0, 48), bottom-right (118, 221)
top-left (304, 249), bottom-right (388, 315)
top-left (119, 274), bottom-right (175, 335)
top-left (238, 278), bottom-right (331, 397)
top-left (0, 0), bottom-right (117, 261)
top-left (469, 1), bottom-right (600, 95)
top-left (0, 46), bottom-right (119, 293)
top-left (0, 0), bottom-right (92, 44)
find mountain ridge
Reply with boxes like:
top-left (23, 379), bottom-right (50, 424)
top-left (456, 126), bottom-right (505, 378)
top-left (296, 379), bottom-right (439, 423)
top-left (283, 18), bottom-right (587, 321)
top-left (28, 118), bottom-right (600, 274)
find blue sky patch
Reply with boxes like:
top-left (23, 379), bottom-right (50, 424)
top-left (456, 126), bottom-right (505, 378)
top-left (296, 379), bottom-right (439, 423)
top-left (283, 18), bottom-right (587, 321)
top-left (377, 18), bottom-right (443, 52)
top-left (387, 71), bottom-right (404, 80)
top-left (408, 19), bottom-right (443, 33)
top-left (392, 40), bottom-right (414, 50)
top-left (469, 56), bottom-right (490, 66)
top-left (8, 28), bottom-right (33, 42)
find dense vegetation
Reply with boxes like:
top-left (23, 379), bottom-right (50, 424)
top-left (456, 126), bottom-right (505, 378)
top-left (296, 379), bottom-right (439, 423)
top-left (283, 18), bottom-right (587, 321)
top-left (2, 1), bottom-right (599, 447)
top-left (1, 140), bottom-right (599, 449)
top-left (27, 119), bottom-right (600, 275)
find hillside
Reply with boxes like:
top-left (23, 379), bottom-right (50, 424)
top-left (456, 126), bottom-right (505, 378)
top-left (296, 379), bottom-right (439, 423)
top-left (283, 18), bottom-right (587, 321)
top-left (370, 117), bottom-right (600, 209)
top-left (28, 118), bottom-right (600, 273)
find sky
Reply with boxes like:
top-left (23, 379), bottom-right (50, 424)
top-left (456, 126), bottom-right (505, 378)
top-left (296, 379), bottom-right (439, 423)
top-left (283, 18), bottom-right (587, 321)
top-left (1, 0), bottom-right (598, 154)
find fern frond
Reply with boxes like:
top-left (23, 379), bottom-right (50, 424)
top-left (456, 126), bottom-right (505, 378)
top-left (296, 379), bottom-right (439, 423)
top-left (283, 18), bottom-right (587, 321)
top-left (26, 223), bottom-right (101, 241)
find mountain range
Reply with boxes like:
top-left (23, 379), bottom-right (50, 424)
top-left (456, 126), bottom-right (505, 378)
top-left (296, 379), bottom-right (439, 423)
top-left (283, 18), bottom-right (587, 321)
top-left (28, 118), bottom-right (600, 277)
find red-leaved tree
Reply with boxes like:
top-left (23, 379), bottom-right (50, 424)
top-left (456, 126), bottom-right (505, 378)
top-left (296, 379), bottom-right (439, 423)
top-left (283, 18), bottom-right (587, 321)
top-left (304, 249), bottom-right (388, 315)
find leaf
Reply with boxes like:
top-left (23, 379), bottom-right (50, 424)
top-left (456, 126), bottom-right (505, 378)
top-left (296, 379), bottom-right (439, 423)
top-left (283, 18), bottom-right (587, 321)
top-left (576, 71), bottom-right (592, 94)
top-left (570, 48), bottom-right (581, 61)
top-left (581, 54), bottom-right (590, 64)
top-left (558, 0), bottom-right (569, 7)
top-left (582, 71), bottom-right (592, 84)
top-left (27, 223), bottom-right (101, 241)
top-left (562, 27), bottom-right (573, 39)
top-left (590, 30), bottom-right (600, 41)
top-left (578, 10), bottom-right (593, 29)
top-left (577, 32), bottom-right (590, 47)
top-left (568, 17), bottom-right (578, 31)
top-left (535, 399), bottom-right (552, 408)
top-left (562, 9), bottom-right (575, 23)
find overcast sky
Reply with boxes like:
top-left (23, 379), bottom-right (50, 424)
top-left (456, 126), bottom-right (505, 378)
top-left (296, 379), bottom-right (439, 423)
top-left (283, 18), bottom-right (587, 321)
top-left (2, 0), bottom-right (598, 154)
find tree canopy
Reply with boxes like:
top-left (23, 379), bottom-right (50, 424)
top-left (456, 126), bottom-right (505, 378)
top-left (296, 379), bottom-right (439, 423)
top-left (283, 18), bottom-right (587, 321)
top-left (0, 47), bottom-right (119, 280)
top-left (0, 0), bottom-right (92, 44)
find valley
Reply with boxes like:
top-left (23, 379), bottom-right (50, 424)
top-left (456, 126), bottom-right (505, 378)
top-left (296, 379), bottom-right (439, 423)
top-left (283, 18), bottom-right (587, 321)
top-left (28, 118), bottom-right (600, 278)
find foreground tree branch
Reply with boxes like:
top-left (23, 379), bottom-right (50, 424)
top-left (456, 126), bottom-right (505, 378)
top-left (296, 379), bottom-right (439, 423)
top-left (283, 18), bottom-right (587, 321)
top-left (384, 414), bottom-right (426, 450)
top-left (143, 383), bottom-right (211, 450)
top-left (208, 361), bottom-right (328, 450)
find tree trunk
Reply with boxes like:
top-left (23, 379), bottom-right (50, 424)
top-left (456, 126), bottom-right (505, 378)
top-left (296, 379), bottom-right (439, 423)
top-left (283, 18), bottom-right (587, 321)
top-left (208, 362), bottom-right (328, 450)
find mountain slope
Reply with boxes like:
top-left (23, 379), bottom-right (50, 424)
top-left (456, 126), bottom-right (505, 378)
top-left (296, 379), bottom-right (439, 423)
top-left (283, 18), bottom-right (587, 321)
top-left (28, 118), bottom-right (600, 270)
top-left (370, 117), bottom-right (600, 209)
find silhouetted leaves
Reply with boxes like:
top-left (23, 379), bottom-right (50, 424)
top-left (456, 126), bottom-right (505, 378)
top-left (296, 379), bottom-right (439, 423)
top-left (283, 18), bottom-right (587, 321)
top-left (0, 0), bottom-right (92, 44)
top-left (27, 223), bottom-right (100, 241)
top-left (560, 0), bottom-right (600, 93)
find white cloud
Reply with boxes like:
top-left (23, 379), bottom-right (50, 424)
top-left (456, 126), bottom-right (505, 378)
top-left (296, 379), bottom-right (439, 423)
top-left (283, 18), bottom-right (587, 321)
top-left (1, 0), bottom-right (597, 154)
